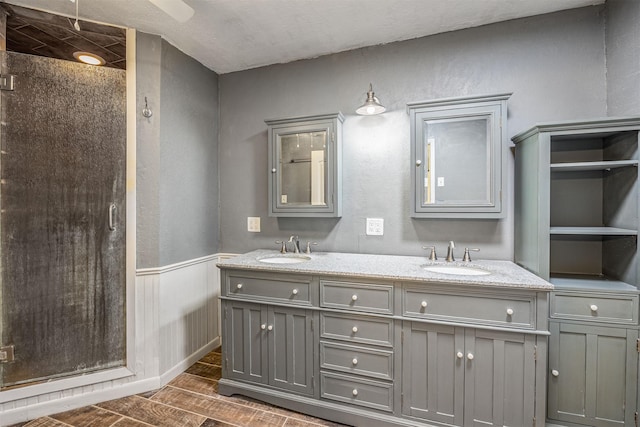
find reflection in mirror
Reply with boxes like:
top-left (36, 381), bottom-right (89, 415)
top-left (423, 117), bottom-right (491, 205)
top-left (279, 131), bottom-right (328, 207)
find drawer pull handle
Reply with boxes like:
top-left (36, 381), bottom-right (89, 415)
top-left (292, 289), bottom-right (299, 295)
top-left (467, 353), bottom-right (474, 361)
top-left (352, 326), bottom-right (358, 333)
top-left (421, 301), bottom-right (428, 308)
top-left (352, 389), bottom-right (358, 397)
top-left (267, 325), bottom-right (273, 331)
top-left (260, 324), bottom-right (266, 330)
top-left (351, 294), bottom-right (358, 302)
top-left (352, 358), bottom-right (358, 365)
top-left (551, 369), bottom-right (559, 377)
top-left (506, 308), bottom-right (514, 316)
top-left (456, 351), bottom-right (463, 359)
top-left (590, 304), bottom-right (598, 312)
top-left (236, 283), bottom-right (243, 290)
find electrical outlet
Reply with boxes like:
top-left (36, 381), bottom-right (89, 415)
top-left (437, 177), bottom-right (445, 187)
top-left (366, 218), bottom-right (384, 236)
top-left (247, 217), bottom-right (261, 232)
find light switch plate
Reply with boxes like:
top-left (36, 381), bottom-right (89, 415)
top-left (366, 218), bottom-right (384, 236)
top-left (247, 217), bottom-right (261, 232)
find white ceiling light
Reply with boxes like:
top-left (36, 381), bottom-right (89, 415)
top-left (73, 51), bottom-right (106, 66)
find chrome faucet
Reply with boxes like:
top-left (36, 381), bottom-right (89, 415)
top-left (288, 235), bottom-right (301, 254)
top-left (446, 241), bottom-right (455, 262)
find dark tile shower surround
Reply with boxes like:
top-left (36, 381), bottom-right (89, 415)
top-left (10, 348), bottom-right (348, 427)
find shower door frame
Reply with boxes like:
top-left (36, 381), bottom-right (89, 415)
top-left (0, 28), bottom-right (137, 403)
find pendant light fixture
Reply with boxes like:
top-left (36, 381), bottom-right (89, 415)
top-left (356, 83), bottom-right (386, 115)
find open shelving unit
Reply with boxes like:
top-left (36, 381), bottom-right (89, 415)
top-left (513, 117), bottom-right (640, 292)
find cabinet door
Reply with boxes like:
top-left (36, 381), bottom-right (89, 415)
top-left (463, 329), bottom-right (536, 427)
top-left (548, 322), bottom-right (638, 427)
top-left (268, 306), bottom-right (315, 395)
top-left (401, 321), bottom-right (464, 426)
top-left (223, 301), bottom-right (268, 384)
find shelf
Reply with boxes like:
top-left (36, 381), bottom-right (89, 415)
top-left (550, 227), bottom-right (637, 236)
top-left (550, 274), bottom-right (639, 293)
top-left (550, 160), bottom-right (638, 172)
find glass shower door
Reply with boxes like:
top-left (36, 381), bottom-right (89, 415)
top-left (0, 51), bottom-right (127, 388)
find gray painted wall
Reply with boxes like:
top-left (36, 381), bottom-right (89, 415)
top-left (136, 33), bottom-right (219, 268)
top-left (218, 6), bottom-right (607, 259)
top-left (606, 0), bottom-right (640, 116)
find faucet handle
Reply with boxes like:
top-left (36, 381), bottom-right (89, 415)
top-left (422, 246), bottom-right (437, 261)
top-left (275, 240), bottom-right (287, 254)
top-left (305, 241), bottom-right (318, 254)
top-left (462, 248), bottom-right (480, 262)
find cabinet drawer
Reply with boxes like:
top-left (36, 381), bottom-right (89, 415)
top-left (320, 280), bottom-right (393, 314)
top-left (321, 371), bottom-right (393, 413)
top-left (404, 287), bottom-right (535, 329)
top-left (320, 341), bottom-right (393, 380)
top-left (226, 273), bottom-right (312, 306)
top-left (320, 313), bottom-right (393, 347)
top-left (551, 291), bottom-right (639, 325)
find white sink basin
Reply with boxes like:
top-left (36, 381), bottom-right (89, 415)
top-left (423, 265), bottom-right (491, 276)
top-left (258, 255), bottom-right (311, 264)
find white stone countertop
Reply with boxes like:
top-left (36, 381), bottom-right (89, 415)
top-left (217, 249), bottom-right (553, 291)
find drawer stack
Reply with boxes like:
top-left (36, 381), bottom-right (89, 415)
top-left (319, 280), bottom-right (395, 413)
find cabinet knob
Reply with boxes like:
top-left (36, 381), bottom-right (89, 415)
top-left (551, 369), bottom-right (559, 377)
top-left (236, 283), bottom-right (243, 290)
top-left (506, 308), bottom-right (514, 316)
top-left (351, 294), bottom-right (358, 302)
top-left (292, 289), bottom-right (299, 295)
top-left (352, 358), bottom-right (358, 365)
top-left (267, 325), bottom-right (273, 331)
top-left (352, 389), bottom-right (358, 397)
top-left (271, 168), bottom-right (277, 173)
top-left (352, 326), bottom-right (358, 333)
top-left (416, 160), bottom-right (422, 166)
top-left (260, 324), bottom-right (266, 330)
top-left (456, 351), bottom-right (464, 359)
top-left (467, 353), bottom-right (474, 360)
top-left (421, 301), bottom-right (428, 308)
top-left (590, 304), bottom-right (598, 312)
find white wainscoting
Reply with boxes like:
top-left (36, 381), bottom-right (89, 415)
top-left (0, 253), bottom-right (226, 426)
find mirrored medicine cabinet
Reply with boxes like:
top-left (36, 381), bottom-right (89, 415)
top-left (266, 112), bottom-right (343, 217)
top-left (408, 93), bottom-right (511, 218)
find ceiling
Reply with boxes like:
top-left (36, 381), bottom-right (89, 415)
top-left (3, 0), bottom-right (604, 74)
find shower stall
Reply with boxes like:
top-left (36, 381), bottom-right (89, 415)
top-left (0, 51), bottom-right (127, 389)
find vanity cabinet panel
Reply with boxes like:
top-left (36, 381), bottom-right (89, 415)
top-left (222, 300), bottom-right (314, 396)
top-left (224, 301), bottom-right (268, 384)
top-left (550, 290), bottom-right (638, 325)
top-left (402, 322), bottom-right (536, 427)
top-left (403, 286), bottom-right (536, 330)
top-left (320, 312), bottom-right (394, 347)
top-left (408, 93), bottom-right (510, 219)
top-left (547, 321), bottom-right (638, 427)
top-left (320, 280), bottom-right (394, 314)
top-left (320, 371), bottom-right (394, 412)
top-left (266, 113), bottom-right (343, 218)
top-left (226, 272), bottom-right (313, 306)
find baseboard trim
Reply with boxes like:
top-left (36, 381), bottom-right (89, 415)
top-left (159, 337), bottom-right (221, 386)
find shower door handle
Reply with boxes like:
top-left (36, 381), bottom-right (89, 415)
top-left (108, 203), bottom-right (117, 231)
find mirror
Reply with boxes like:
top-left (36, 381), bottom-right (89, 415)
top-left (266, 113), bottom-right (343, 217)
top-left (278, 131), bottom-right (327, 207)
top-left (422, 117), bottom-right (491, 205)
top-left (408, 94), bottom-right (510, 218)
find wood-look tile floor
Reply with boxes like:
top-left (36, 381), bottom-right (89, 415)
top-left (10, 349), bottom-right (348, 427)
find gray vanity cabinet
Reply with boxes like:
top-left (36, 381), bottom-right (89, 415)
top-left (402, 322), bottom-right (536, 427)
top-left (513, 117), bottom-right (640, 427)
top-left (547, 321), bottom-right (638, 427)
top-left (266, 113), bottom-right (343, 218)
top-left (224, 300), bottom-right (314, 395)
